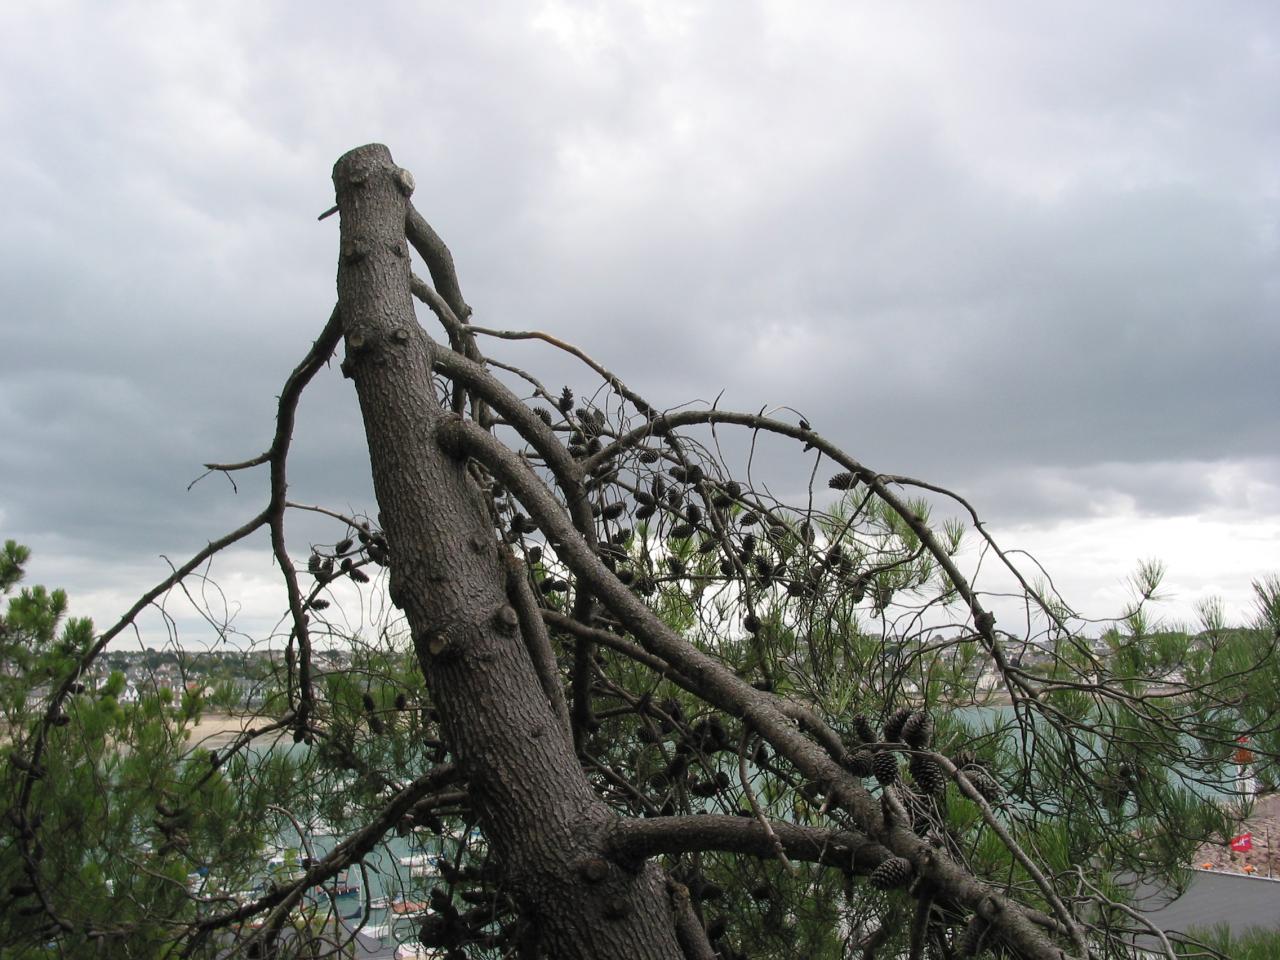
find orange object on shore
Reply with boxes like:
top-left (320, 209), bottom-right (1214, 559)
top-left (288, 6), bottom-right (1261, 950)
top-left (1244, 864), bottom-right (1256, 874)
top-left (1235, 735), bottom-right (1254, 765)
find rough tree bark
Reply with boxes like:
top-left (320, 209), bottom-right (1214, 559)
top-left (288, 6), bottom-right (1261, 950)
top-left (333, 143), bottom-right (686, 959)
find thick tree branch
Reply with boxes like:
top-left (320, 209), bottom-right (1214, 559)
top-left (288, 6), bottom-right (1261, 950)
top-left (436, 413), bottom-right (1078, 960)
top-left (606, 815), bottom-right (883, 872)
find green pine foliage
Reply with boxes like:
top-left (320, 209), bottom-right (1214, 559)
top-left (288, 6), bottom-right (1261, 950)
top-left (0, 542), bottom-right (276, 958)
top-left (1178, 924), bottom-right (1280, 959)
top-left (3, 499), bottom-right (1276, 959)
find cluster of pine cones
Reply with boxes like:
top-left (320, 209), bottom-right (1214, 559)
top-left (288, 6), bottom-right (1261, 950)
top-left (842, 708), bottom-right (945, 798)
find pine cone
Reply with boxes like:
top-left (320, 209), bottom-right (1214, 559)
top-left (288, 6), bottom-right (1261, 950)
top-left (690, 779), bottom-right (720, 798)
top-left (872, 750), bottom-right (899, 786)
top-left (868, 856), bottom-right (912, 890)
top-left (883, 707), bottom-right (913, 742)
top-left (901, 711), bottom-right (934, 748)
top-left (909, 755), bottom-right (946, 796)
top-left (854, 714), bottom-right (877, 745)
top-left (967, 770), bottom-right (1003, 802)
top-left (828, 471), bottom-right (855, 490)
top-left (843, 748), bottom-right (875, 778)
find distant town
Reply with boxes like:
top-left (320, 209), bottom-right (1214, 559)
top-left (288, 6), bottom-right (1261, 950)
top-left (27, 625), bottom-right (1226, 712)
top-left (21, 646), bottom-right (362, 712)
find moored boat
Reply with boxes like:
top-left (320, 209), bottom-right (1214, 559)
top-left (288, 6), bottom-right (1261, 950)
top-left (388, 896), bottom-right (428, 916)
top-left (397, 852), bottom-right (440, 877)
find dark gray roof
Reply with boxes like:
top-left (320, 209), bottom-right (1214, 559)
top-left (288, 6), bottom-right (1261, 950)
top-left (1134, 869), bottom-right (1280, 951)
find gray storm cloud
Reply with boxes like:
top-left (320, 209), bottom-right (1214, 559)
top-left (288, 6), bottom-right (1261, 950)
top-left (1, 1), bottom-right (1276, 631)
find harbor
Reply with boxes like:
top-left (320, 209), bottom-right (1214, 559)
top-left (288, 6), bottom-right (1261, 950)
top-left (182, 812), bottom-right (457, 957)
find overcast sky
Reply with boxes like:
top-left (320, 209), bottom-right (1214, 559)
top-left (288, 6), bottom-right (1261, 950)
top-left (1, 2), bottom-right (1277, 646)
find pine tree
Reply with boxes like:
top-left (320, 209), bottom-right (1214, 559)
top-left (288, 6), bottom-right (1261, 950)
top-left (4, 146), bottom-right (1276, 960)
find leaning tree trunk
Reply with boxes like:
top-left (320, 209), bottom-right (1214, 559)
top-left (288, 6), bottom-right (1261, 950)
top-left (333, 144), bottom-right (684, 959)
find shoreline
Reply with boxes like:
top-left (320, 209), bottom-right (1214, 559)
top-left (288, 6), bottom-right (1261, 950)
top-left (186, 711), bottom-right (273, 748)
top-left (30, 706), bottom-right (1280, 882)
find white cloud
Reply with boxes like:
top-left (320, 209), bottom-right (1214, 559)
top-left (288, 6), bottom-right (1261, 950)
top-left (1003, 511), bottom-right (1280, 627)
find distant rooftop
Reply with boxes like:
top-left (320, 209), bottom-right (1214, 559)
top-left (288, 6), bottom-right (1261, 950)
top-left (1135, 869), bottom-right (1280, 953)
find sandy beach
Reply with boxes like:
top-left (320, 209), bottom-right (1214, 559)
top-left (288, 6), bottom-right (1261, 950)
top-left (185, 711), bottom-right (276, 749)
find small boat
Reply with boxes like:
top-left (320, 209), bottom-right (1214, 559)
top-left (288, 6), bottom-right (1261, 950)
top-left (388, 897), bottom-right (428, 916)
top-left (369, 896), bottom-right (392, 910)
top-left (395, 945), bottom-right (445, 959)
top-left (303, 867), bottom-right (359, 900)
top-left (398, 852), bottom-right (440, 877)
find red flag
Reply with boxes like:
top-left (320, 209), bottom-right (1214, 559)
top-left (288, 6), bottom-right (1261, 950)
top-left (1229, 832), bottom-right (1253, 852)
